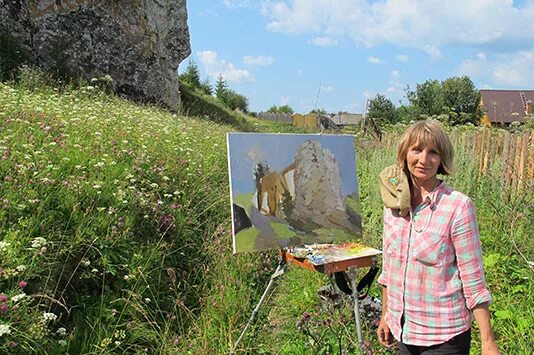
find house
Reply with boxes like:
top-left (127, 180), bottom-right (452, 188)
top-left (330, 113), bottom-right (364, 126)
top-left (479, 89), bottom-right (533, 126)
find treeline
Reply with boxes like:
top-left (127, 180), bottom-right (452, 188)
top-left (367, 76), bottom-right (481, 126)
top-left (179, 59), bottom-right (249, 113)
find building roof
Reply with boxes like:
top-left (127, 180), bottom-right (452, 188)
top-left (480, 89), bottom-right (534, 124)
top-left (330, 113), bottom-right (364, 125)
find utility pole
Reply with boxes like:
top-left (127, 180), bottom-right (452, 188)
top-left (314, 78), bottom-right (323, 111)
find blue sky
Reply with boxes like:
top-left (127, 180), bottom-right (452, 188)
top-left (227, 133), bottom-right (358, 196)
top-left (182, 0), bottom-right (534, 114)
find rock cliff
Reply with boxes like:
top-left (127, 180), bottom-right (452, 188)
top-left (0, 0), bottom-right (190, 110)
top-left (291, 140), bottom-right (356, 232)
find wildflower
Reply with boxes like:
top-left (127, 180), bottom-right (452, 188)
top-left (0, 294), bottom-right (7, 303)
top-left (58, 340), bottom-right (67, 346)
top-left (0, 304), bottom-right (8, 313)
top-left (0, 324), bottom-right (11, 336)
top-left (18, 280), bottom-right (27, 288)
top-left (7, 341), bottom-right (16, 348)
top-left (144, 298), bottom-right (151, 303)
top-left (56, 327), bottom-right (67, 336)
top-left (81, 259), bottom-right (91, 267)
top-left (0, 241), bottom-right (10, 252)
top-left (42, 312), bottom-right (58, 322)
top-left (11, 293), bottom-right (26, 303)
top-left (31, 237), bottom-right (47, 249)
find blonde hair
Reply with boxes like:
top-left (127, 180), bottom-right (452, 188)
top-left (397, 120), bottom-right (454, 175)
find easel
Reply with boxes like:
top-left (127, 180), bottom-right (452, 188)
top-left (232, 245), bottom-right (381, 353)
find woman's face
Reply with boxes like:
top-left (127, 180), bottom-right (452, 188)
top-left (406, 140), bottom-right (442, 184)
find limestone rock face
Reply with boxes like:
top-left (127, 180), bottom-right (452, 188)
top-left (0, 0), bottom-right (190, 110)
top-left (291, 140), bottom-right (354, 231)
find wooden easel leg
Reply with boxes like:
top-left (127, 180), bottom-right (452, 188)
top-left (347, 266), bottom-right (363, 350)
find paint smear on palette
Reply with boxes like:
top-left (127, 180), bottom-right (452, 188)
top-left (290, 242), bottom-right (381, 265)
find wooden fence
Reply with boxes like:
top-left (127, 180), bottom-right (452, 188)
top-left (382, 129), bottom-right (534, 196)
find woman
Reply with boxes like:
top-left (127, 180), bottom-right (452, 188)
top-left (376, 120), bottom-right (499, 355)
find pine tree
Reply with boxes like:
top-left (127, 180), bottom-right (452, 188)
top-left (180, 59), bottom-right (201, 89)
top-left (215, 75), bottom-right (228, 103)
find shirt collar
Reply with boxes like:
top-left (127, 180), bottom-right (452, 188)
top-left (424, 180), bottom-right (446, 206)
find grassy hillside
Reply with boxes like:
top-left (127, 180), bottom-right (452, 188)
top-left (0, 69), bottom-right (279, 354)
top-left (1, 68), bottom-right (532, 354)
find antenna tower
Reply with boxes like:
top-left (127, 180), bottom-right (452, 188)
top-left (314, 78), bottom-right (323, 111)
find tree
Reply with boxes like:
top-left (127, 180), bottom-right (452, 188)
top-left (406, 79), bottom-right (444, 117)
top-left (266, 104), bottom-right (294, 114)
top-left (405, 76), bottom-right (481, 125)
top-left (254, 161), bottom-right (270, 208)
top-left (441, 76), bottom-right (481, 125)
top-left (309, 108), bottom-right (327, 114)
top-left (225, 89), bottom-right (249, 113)
top-left (179, 59), bottom-right (201, 89)
top-left (215, 75), bottom-right (228, 102)
top-left (367, 94), bottom-right (398, 125)
top-left (199, 77), bottom-right (212, 96)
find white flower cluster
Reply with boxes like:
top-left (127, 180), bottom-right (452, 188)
top-left (0, 324), bottom-right (11, 337)
top-left (0, 241), bottom-right (10, 252)
top-left (31, 237), bottom-right (48, 249)
top-left (42, 312), bottom-right (58, 322)
top-left (11, 293), bottom-right (26, 303)
top-left (56, 327), bottom-right (67, 336)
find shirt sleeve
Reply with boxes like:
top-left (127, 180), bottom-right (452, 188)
top-left (377, 207), bottom-right (389, 287)
top-left (451, 198), bottom-right (492, 309)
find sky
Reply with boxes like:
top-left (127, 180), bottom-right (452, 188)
top-left (182, 0), bottom-right (534, 114)
top-left (227, 133), bottom-right (358, 196)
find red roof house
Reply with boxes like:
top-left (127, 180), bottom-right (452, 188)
top-left (479, 90), bottom-right (534, 126)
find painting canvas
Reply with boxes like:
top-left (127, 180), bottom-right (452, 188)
top-left (227, 133), bottom-right (362, 254)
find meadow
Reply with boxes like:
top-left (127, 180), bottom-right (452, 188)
top-left (0, 68), bottom-right (532, 354)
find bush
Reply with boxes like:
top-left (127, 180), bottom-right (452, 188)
top-left (179, 83), bottom-right (254, 131)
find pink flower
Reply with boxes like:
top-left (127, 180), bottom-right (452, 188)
top-left (0, 303), bottom-right (8, 313)
top-left (18, 280), bottom-right (27, 289)
top-left (0, 294), bottom-right (7, 303)
top-left (7, 341), bottom-right (17, 348)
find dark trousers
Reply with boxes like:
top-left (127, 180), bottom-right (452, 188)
top-left (398, 329), bottom-right (471, 355)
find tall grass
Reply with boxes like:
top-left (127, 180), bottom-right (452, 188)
top-left (0, 68), bottom-right (273, 353)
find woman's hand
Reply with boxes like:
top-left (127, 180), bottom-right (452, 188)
top-left (481, 338), bottom-right (500, 355)
top-left (377, 318), bottom-right (394, 347)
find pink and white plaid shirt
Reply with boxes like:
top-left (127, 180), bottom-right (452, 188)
top-left (377, 182), bottom-right (492, 346)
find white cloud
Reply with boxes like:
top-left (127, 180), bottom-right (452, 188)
top-left (367, 56), bottom-right (385, 64)
top-left (224, 0), bottom-right (252, 8)
top-left (396, 54), bottom-right (408, 62)
top-left (309, 36), bottom-right (338, 47)
top-left (243, 55), bottom-right (274, 65)
top-left (321, 85), bottom-right (334, 92)
top-left (197, 50), bottom-right (255, 83)
top-left (422, 45), bottom-right (442, 61)
top-left (458, 50), bottom-right (534, 86)
top-left (280, 96), bottom-right (290, 105)
top-left (363, 90), bottom-right (373, 99)
top-left (260, 0), bottom-right (534, 53)
top-left (391, 70), bottom-right (400, 79)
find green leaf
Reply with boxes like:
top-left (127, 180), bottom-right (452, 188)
top-left (494, 310), bottom-right (512, 319)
